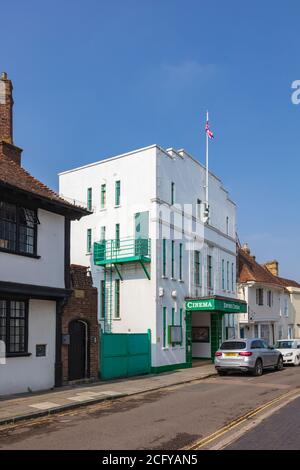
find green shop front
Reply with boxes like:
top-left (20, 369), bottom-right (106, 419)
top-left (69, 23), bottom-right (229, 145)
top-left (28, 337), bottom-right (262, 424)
top-left (185, 297), bottom-right (247, 364)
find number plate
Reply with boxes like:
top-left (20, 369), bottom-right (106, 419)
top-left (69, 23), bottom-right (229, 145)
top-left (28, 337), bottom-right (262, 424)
top-left (224, 352), bottom-right (238, 357)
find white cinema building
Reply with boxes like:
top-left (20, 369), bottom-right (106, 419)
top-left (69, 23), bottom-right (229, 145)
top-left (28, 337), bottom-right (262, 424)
top-left (59, 145), bottom-right (246, 376)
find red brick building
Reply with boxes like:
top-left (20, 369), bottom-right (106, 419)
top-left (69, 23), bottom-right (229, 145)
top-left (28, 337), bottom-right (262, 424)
top-left (62, 265), bottom-right (99, 383)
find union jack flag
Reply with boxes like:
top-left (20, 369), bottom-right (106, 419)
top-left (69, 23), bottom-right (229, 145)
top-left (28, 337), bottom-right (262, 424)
top-left (205, 120), bottom-right (214, 139)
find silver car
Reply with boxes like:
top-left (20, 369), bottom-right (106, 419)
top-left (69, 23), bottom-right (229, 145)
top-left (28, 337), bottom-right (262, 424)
top-left (214, 338), bottom-right (283, 376)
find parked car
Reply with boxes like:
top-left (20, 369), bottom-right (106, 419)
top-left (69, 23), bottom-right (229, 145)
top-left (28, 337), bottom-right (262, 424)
top-left (275, 339), bottom-right (300, 366)
top-left (214, 338), bottom-right (283, 376)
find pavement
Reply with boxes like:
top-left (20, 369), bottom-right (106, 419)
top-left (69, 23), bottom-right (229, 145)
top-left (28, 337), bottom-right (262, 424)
top-left (0, 363), bottom-right (216, 426)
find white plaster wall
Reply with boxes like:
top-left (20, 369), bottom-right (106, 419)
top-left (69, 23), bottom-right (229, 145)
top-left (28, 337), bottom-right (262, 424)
top-left (59, 145), bottom-right (238, 369)
top-left (0, 209), bottom-right (65, 288)
top-left (0, 299), bottom-right (56, 396)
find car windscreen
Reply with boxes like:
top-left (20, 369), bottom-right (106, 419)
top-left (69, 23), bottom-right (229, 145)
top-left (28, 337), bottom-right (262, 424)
top-left (275, 341), bottom-right (294, 349)
top-left (220, 341), bottom-right (246, 350)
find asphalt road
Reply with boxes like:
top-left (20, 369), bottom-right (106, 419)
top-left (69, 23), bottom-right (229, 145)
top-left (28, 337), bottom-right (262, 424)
top-left (0, 366), bottom-right (300, 450)
top-left (227, 394), bottom-right (300, 450)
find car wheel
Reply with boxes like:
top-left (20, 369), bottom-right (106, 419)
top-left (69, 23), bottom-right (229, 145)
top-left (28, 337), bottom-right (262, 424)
top-left (253, 359), bottom-right (263, 376)
top-left (217, 370), bottom-right (227, 376)
top-left (276, 356), bottom-right (284, 371)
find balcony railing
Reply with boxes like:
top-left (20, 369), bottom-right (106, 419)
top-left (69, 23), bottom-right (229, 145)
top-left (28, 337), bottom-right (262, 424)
top-left (94, 237), bottom-right (151, 266)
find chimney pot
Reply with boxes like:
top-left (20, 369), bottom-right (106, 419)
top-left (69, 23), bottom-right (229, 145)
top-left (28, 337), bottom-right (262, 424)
top-left (1, 72), bottom-right (8, 80)
top-left (242, 243), bottom-right (251, 255)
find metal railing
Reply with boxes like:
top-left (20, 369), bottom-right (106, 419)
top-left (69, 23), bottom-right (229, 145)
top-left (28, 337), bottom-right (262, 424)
top-left (94, 237), bottom-right (151, 265)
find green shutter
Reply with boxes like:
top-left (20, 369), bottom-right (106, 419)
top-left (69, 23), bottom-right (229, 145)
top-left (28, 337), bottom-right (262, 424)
top-left (222, 259), bottom-right (225, 290)
top-left (194, 251), bottom-right (201, 285)
top-left (115, 223), bottom-right (120, 248)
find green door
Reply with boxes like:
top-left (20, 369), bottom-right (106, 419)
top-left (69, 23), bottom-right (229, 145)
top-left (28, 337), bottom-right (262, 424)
top-left (185, 310), bottom-right (192, 367)
top-left (211, 313), bottom-right (224, 360)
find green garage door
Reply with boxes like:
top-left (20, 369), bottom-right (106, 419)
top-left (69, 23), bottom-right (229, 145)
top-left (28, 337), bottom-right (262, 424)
top-left (100, 331), bottom-right (151, 380)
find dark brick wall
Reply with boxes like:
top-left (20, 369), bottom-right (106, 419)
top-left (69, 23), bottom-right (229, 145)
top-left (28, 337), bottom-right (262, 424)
top-left (0, 73), bottom-right (13, 144)
top-left (62, 265), bottom-right (99, 384)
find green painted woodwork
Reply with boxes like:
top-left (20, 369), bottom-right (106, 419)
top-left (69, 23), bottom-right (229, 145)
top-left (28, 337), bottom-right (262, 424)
top-left (185, 310), bottom-right (192, 367)
top-left (179, 243), bottom-right (182, 280)
top-left (163, 307), bottom-right (167, 348)
top-left (171, 241), bottom-right (175, 278)
top-left (100, 331), bottom-right (151, 380)
top-left (211, 314), bottom-right (224, 360)
top-left (94, 237), bottom-right (151, 266)
top-left (86, 228), bottom-right (92, 253)
top-left (101, 184), bottom-right (106, 208)
top-left (115, 180), bottom-right (121, 206)
top-left (162, 238), bottom-right (166, 276)
top-left (151, 362), bottom-right (189, 374)
top-left (185, 298), bottom-right (247, 313)
top-left (87, 187), bottom-right (92, 211)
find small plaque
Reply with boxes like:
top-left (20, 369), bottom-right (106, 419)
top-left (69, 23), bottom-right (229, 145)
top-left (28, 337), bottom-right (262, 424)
top-left (36, 344), bottom-right (47, 357)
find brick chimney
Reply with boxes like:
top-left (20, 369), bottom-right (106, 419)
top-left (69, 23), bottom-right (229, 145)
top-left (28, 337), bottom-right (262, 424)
top-left (264, 260), bottom-right (279, 277)
top-left (0, 72), bottom-right (22, 165)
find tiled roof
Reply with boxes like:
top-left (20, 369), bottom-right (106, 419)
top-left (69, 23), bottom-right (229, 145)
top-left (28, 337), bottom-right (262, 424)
top-left (70, 265), bottom-right (94, 289)
top-left (0, 153), bottom-right (87, 214)
top-left (238, 247), bottom-right (300, 289)
top-left (276, 276), bottom-right (300, 288)
top-left (238, 248), bottom-right (284, 286)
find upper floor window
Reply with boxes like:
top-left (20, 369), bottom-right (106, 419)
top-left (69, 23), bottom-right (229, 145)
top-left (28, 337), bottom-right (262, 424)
top-left (222, 259), bottom-right (225, 290)
top-left (207, 255), bottom-right (213, 290)
top-left (226, 216), bottom-right (229, 236)
top-left (0, 201), bottom-right (39, 256)
top-left (87, 187), bottom-right (92, 211)
top-left (87, 228), bottom-right (92, 253)
top-left (101, 184), bottom-right (106, 209)
top-left (256, 288), bottom-right (264, 306)
top-left (226, 261), bottom-right (230, 290)
top-left (196, 199), bottom-right (201, 219)
top-left (115, 180), bottom-right (121, 206)
top-left (267, 290), bottom-right (273, 307)
top-left (194, 251), bottom-right (201, 286)
top-left (171, 182), bottom-right (175, 205)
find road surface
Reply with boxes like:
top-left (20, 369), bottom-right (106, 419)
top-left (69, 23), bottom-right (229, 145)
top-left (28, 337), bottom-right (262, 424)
top-left (0, 366), bottom-right (299, 450)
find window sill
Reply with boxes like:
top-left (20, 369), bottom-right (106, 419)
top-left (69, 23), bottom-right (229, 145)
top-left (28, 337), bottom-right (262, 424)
top-left (6, 352), bottom-right (32, 358)
top-left (113, 317), bottom-right (121, 321)
top-left (161, 275), bottom-right (168, 279)
top-left (99, 208), bottom-right (107, 212)
top-left (0, 248), bottom-right (40, 260)
top-left (178, 279), bottom-right (184, 283)
top-left (170, 277), bottom-right (177, 281)
top-left (114, 205), bottom-right (121, 209)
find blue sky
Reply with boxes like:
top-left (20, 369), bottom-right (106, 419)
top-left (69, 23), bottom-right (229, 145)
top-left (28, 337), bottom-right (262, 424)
top-left (2, 0), bottom-right (300, 279)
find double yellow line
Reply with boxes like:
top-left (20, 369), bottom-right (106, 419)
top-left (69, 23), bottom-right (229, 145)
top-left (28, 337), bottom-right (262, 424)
top-left (185, 389), bottom-right (300, 450)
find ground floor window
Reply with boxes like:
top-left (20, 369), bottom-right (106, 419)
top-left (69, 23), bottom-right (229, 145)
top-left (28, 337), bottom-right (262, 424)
top-left (0, 299), bottom-right (28, 354)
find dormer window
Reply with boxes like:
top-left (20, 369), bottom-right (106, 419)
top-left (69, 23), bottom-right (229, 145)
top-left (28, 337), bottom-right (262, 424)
top-left (0, 201), bottom-right (39, 256)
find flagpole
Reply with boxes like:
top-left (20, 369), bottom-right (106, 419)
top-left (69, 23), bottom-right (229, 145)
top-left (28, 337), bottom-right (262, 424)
top-left (205, 110), bottom-right (209, 217)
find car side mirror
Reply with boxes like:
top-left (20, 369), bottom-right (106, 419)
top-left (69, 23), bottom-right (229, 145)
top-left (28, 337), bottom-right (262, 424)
top-left (268, 346), bottom-right (274, 350)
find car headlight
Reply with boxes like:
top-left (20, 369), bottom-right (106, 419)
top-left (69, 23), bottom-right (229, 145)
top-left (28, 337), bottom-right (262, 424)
top-left (285, 352), bottom-right (293, 357)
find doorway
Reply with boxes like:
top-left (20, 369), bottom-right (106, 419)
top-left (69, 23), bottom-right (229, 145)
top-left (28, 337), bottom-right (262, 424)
top-left (69, 320), bottom-right (89, 381)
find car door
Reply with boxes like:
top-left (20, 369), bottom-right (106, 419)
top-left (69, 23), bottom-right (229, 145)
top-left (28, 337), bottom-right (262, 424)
top-left (262, 340), bottom-right (276, 366)
top-left (259, 340), bottom-right (272, 366)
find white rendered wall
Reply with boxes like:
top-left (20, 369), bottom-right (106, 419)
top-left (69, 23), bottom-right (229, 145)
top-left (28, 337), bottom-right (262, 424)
top-left (59, 145), bottom-right (238, 369)
top-left (0, 209), bottom-right (65, 289)
top-left (0, 299), bottom-right (56, 396)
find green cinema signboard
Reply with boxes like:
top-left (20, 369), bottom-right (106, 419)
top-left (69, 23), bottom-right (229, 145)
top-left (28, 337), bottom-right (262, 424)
top-left (185, 298), bottom-right (247, 313)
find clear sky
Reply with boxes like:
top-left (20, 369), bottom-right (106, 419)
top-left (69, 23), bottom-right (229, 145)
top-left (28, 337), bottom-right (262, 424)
top-left (2, 0), bottom-right (300, 279)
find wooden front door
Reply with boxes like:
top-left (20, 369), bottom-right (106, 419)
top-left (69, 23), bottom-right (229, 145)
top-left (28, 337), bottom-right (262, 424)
top-left (69, 320), bottom-right (87, 381)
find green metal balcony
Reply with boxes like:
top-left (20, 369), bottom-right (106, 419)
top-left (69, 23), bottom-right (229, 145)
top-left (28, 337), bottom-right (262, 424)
top-left (94, 237), bottom-right (151, 273)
